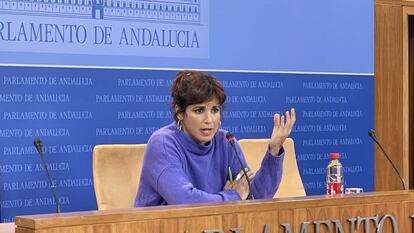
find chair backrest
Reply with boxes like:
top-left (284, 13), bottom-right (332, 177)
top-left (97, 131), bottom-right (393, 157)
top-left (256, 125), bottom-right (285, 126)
top-left (237, 138), bottom-right (306, 198)
top-left (92, 144), bottom-right (146, 210)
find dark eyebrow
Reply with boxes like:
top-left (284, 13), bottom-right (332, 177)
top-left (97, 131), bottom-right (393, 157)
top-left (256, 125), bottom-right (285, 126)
top-left (192, 105), bottom-right (206, 109)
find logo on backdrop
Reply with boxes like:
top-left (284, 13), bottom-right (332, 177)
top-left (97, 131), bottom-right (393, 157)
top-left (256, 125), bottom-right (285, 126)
top-left (0, 0), bottom-right (208, 57)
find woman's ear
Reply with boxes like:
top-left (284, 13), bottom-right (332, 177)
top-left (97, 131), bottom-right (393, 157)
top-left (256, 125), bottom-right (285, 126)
top-left (175, 105), bottom-right (184, 120)
top-left (177, 112), bottom-right (184, 120)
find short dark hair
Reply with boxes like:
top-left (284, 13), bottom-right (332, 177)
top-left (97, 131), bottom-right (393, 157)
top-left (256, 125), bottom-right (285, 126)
top-left (171, 70), bottom-right (226, 122)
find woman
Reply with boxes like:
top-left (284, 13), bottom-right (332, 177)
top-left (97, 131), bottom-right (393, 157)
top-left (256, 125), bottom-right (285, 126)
top-left (135, 70), bottom-right (295, 206)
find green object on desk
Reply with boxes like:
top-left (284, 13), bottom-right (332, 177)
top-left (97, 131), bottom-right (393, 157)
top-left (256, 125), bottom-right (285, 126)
top-left (228, 167), bottom-right (233, 182)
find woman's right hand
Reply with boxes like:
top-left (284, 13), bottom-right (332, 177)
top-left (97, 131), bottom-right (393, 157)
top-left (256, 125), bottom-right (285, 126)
top-left (224, 170), bottom-right (255, 200)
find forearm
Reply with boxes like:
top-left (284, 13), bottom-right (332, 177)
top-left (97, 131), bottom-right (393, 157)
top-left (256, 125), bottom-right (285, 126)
top-left (157, 168), bottom-right (241, 205)
top-left (251, 151), bottom-right (284, 199)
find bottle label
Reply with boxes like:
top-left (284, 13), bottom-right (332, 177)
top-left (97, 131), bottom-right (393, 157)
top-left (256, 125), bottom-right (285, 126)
top-left (326, 182), bottom-right (343, 195)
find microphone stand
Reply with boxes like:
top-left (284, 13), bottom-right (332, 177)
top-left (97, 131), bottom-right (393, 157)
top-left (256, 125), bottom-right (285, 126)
top-left (368, 129), bottom-right (407, 190)
top-left (226, 132), bottom-right (254, 200)
top-left (33, 139), bottom-right (61, 213)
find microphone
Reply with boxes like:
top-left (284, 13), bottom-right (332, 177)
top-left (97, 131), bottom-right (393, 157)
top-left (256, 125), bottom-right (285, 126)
top-left (368, 129), bottom-right (407, 190)
top-left (33, 138), bottom-right (61, 213)
top-left (225, 132), bottom-right (254, 200)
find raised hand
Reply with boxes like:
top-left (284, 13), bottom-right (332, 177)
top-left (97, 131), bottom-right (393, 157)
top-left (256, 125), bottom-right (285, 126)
top-left (268, 108), bottom-right (296, 156)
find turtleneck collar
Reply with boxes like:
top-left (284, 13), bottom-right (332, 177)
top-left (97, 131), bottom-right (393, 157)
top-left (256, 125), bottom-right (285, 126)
top-left (171, 122), bottom-right (214, 155)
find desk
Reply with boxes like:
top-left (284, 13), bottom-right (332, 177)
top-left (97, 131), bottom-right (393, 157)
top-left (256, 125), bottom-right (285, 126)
top-left (14, 191), bottom-right (414, 233)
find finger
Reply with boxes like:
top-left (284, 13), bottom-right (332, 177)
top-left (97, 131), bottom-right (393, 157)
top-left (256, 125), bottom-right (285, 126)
top-left (237, 176), bottom-right (247, 186)
top-left (284, 111), bottom-right (293, 131)
top-left (287, 108), bottom-right (296, 126)
top-left (236, 168), bottom-right (253, 178)
top-left (223, 180), bottom-right (232, 189)
top-left (242, 181), bottom-right (250, 192)
top-left (246, 170), bottom-right (254, 175)
top-left (285, 110), bottom-right (291, 125)
top-left (285, 108), bottom-right (296, 133)
top-left (290, 108), bottom-right (296, 124)
top-left (273, 113), bottom-right (281, 129)
top-left (248, 172), bottom-right (256, 181)
top-left (235, 170), bottom-right (245, 180)
top-left (246, 170), bottom-right (255, 177)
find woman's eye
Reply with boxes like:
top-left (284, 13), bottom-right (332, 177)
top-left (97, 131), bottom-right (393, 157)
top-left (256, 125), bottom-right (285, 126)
top-left (212, 107), bottom-right (220, 113)
top-left (194, 108), bottom-right (204, 113)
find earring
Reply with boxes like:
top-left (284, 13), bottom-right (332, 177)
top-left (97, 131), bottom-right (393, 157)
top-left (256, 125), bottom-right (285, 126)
top-left (177, 119), bottom-right (183, 131)
top-left (219, 121), bottom-right (222, 128)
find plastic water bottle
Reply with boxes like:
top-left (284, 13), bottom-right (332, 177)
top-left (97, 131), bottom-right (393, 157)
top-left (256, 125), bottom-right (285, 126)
top-left (326, 152), bottom-right (343, 195)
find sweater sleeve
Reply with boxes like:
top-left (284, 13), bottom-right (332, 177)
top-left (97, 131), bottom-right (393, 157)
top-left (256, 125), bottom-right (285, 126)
top-left (251, 150), bottom-right (284, 199)
top-left (230, 139), bottom-right (284, 199)
top-left (146, 134), bottom-right (241, 205)
top-left (157, 166), bottom-right (241, 205)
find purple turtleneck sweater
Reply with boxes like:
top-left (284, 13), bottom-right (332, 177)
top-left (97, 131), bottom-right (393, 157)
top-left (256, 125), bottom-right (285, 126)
top-left (134, 122), bottom-right (284, 207)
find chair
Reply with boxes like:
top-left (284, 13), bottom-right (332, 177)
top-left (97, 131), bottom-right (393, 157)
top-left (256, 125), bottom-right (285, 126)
top-left (237, 138), bottom-right (306, 198)
top-left (92, 144), bottom-right (146, 210)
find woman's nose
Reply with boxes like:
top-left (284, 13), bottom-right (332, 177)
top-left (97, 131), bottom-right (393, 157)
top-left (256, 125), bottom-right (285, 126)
top-left (204, 112), bottom-right (213, 123)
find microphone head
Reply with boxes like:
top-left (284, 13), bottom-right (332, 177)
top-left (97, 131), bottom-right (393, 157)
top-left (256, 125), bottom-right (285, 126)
top-left (225, 132), bottom-right (234, 142)
top-left (33, 138), bottom-right (43, 155)
top-left (368, 129), bottom-right (376, 139)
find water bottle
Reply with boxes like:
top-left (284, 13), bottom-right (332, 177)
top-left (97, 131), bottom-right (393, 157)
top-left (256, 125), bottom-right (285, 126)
top-left (326, 152), bottom-right (343, 195)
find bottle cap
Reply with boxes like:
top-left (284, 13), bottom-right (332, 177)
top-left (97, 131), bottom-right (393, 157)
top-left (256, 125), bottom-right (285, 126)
top-left (329, 153), bottom-right (340, 159)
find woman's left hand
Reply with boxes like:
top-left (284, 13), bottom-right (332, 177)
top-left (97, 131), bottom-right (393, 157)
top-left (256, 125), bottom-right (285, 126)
top-left (268, 108), bottom-right (296, 156)
top-left (223, 170), bottom-right (256, 200)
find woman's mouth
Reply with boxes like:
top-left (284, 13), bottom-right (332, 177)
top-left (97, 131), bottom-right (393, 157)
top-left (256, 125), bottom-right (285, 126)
top-left (200, 128), bottom-right (213, 136)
